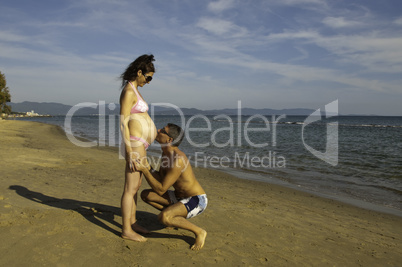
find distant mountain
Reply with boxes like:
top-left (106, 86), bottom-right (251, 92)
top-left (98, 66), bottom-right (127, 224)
top-left (10, 101), bottom-right (316, 116)
top-left (10, 102), bottom-right (72, 115)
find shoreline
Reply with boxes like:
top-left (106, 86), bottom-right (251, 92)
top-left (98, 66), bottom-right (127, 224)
top-left (7, 117), bottom-right (402, 217)
top-left (1, 120), bottom-right (401, 265)
top-left (8, 117), bottom-right (402, 217)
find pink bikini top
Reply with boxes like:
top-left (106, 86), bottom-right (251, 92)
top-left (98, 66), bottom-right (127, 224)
top-left (129, 82), bottom-right (149, 114)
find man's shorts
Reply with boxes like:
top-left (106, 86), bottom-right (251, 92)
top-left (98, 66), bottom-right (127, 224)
top-left (168, 190), bottom-right (208, 219)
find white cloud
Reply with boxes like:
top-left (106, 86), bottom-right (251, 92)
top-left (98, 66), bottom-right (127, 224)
top-left (312, 34), bottom-right (402, 73)
top-left (196, 17), bottom-right (233, 35)
top-left (270, 0), bottom-right (327, 6)
top-left (195, 53), bottom-right (398, 94)
top-left (322, 17), bottom-right (363, 28)
top-left (394, 17), bottom-right (402, 25)
top-left (0, 42), bottom-right (122, 71)
top-left (207, 0), bottom-right (235, 13)
top-left (196, 17), bottom-right (248, 37)
top-left (263, 30), bottom-right (320, 42)
top-left (0, 31), bottom-right (30, 43)
top-left (258, 29), bottom-right (402, 74)
top-left (290, 46), bottom-right (309, 62)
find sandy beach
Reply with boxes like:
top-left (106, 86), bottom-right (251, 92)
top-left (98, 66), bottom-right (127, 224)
top-left (0, 120), bottom-right (401, 266)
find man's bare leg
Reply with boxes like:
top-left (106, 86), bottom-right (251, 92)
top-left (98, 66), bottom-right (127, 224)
top-left (158, 203), bottom-right (207, 250)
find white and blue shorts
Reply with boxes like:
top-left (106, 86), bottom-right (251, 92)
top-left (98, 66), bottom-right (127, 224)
top-left (168, 190), bottom-right (208, 219)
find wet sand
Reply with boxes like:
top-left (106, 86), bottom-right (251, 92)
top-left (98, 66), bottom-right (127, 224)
top-left (0, 120), bottom-right (401, 266)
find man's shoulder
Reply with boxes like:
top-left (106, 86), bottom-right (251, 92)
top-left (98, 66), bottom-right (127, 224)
top-left (174, 149), bottom-right (187, 158)
top-left (173, 150), bottom-right (189, 169)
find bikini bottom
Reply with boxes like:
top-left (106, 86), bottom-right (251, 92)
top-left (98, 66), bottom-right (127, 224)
top-left (130, 135), bottom-right (150, 150)
top-left (120, 135), bottom-right (150, 158)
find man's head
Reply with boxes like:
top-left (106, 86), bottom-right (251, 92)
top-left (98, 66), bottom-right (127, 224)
top-left (157, 123), bottom-right (184, 147)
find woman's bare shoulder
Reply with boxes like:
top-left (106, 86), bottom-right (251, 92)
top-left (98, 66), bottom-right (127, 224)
top-left (120, 86), bottom-right (136, 104)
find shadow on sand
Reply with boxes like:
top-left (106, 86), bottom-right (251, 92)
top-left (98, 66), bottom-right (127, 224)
top-left (9, 185), bottom-right (194, 246)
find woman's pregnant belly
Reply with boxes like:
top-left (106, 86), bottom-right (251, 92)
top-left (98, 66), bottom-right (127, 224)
top-left (128, 113), bottom-right (157, 145)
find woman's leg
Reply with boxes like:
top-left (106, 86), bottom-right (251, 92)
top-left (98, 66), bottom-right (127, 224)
top-left (130, 175), bottom-right (141, 225)
top-left (121, 163), bottom-right (146, 241)
top-left (130, 175), bottom-right (150, 234)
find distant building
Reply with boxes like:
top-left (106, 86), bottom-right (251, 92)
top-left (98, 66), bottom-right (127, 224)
top-left (26, 110), bottom-right (39, 117)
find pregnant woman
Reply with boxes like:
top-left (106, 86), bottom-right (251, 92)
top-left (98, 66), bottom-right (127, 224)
top-left (119, 54), bottom-right (157, 241)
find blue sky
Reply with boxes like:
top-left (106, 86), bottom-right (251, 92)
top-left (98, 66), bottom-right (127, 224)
top-left (0, 0), bottom-right (401, 115)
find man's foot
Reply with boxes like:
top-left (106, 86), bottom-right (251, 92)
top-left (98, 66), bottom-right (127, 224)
top-left (191, 229), bottom-right (207, 250)
top-left (121, 230), bottom-right (147, 242)
top-left (132, 222), bottom-right (150, 235)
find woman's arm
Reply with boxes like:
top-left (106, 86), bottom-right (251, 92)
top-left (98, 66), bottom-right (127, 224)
top-left (120, 87), bottom-right (136, 171)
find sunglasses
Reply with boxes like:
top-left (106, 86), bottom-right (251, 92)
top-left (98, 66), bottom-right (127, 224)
top-left (143, 73), bottom-right (153, 83)
top-left (160, 127), bottom-right (173, 138)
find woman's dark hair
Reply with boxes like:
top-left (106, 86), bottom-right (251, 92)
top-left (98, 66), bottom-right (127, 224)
top-left (120, 54), bottom-right (155, 88)
top-left (167, 123), bottom-right (185, 147)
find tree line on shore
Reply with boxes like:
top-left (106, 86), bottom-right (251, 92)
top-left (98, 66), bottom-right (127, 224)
top-left (0, 71), bottom-right (12, 116)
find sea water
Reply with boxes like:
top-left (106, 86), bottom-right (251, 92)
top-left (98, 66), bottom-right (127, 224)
top-left (18, 114), bottom-right (402, 216)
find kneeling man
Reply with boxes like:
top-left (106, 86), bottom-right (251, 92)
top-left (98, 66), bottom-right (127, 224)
top-left (134, 123), bottom-right (207, 250)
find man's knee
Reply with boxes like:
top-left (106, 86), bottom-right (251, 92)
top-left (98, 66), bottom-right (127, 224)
top-left (158, 211), bottom-right (172, 226)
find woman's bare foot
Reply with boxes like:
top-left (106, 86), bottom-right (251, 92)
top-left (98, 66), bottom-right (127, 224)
top-left (121, 230), bottom-right (147, 242)
top-left (132, 222), bottom-right (150, 235)
top-left (191, 230), bottom-right (207, 250)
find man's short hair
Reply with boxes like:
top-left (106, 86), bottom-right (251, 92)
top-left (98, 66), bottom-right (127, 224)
top-left (167, 123), bottom-right (184, 147)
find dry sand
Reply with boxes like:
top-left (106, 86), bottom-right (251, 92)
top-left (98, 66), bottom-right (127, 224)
top-left (0, 120), bottom-right (401, 266)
